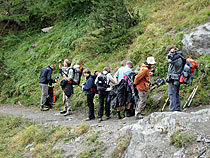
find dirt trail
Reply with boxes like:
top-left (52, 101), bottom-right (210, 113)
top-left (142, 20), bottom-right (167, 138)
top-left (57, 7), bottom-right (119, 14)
top-left (0, 104), bottom-right (137, 127)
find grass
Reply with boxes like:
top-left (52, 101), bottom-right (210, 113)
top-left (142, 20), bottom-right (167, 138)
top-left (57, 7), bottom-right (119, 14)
top-left (111, 135), bottom-right (131, 158)
top-left (170, 129), bottom-right (196, 148)
top-left (0, 114), bottom-right (91, 157)
top-left (0, 0), bottom-right (210, 113)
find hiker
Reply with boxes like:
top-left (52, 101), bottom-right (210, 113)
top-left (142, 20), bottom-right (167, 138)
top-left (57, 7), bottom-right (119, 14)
top-left (59, 59), bottom-right (74, 116)
top-left (39, 64), bottom-right (58, 111)
top-left (166, 45), bottom-right (185, 112)
top-left (134, 57), bottom-right (156, 119)
top-left (114, 61), bottom-right (133, 83)
top-left (95, 67), bottom-right (116, 122)
top-left (82, 68), bottom-right (96, 121)
top-left (114, 61), bottom-right (133, 118)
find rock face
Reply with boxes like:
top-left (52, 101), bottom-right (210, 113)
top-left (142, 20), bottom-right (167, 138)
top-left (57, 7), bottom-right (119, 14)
top-left (120, 109), bottom-right (210, 158)
top-left (182, 22), bottom-right (210, 57)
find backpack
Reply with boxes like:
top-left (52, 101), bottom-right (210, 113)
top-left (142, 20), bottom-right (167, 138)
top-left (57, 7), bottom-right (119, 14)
top-left (96, 73), bottom-right (109, 91)
top-left (71, 65), bottom-right (83, 85)
top-left (125, 71), bottom-right (137, 87)
top-left (180, 58), bottom-right (198, 84)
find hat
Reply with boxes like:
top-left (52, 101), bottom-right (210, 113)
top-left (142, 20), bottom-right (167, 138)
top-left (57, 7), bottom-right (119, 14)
top-left (147, 57), bottom-right (156, 65)
top-left (126, 61), bottom-right (133, 67)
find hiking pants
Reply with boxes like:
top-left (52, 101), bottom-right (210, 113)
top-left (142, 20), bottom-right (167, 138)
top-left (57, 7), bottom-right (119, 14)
top-left (87, 94), bottom-right (95, 119)
top-left (168, 81), bottom-right (181, 112)
top-left (63, 92), bottom-right (72, 112)
top-left (135, 91), bottom-right (146, 116)
top-left (40, 83), bottom-right (48, 108)
top-left (98, 91), bottom-right (110, 118)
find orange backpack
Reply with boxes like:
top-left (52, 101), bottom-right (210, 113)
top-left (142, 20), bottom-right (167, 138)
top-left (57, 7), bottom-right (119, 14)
top-left (180, 58), bottom-right (198, 84)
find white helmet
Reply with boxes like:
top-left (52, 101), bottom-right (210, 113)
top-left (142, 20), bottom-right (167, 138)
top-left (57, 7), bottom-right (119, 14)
top-left (147, 57), bottom-right (156, 65)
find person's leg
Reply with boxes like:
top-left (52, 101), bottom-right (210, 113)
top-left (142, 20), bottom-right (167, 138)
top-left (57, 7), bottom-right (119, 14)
top-left (116, 107), bottom-right (121, 119)
top-left (87, 94), bottom-right (95, 119)
top-left (125, 102), bottom-right (132, 117)
top-left (60, 92), bottom-right (67, 113)
top-left (40, 84), bottom-right (48, 109)
top-left (64, 95), bottom-right (72, 116)
top-left (135, 91), bottom-right (146, 118)
top-left (168, 82), bottom-right (179, 112)
top-left (98, 91), bottom-right (105, 119)
top-left (104, 92), bottom-right (110, 119)
top-left (175, 84), bottom-right (181, 111)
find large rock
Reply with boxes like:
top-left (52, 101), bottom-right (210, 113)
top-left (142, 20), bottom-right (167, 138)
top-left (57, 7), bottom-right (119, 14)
top-left (182, 22), bottom-right (210, 57)
top-left (120, 109), bottom-right (210, 158)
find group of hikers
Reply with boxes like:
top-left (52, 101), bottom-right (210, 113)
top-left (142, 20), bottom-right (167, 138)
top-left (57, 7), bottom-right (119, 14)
top-left (39, 45), bottom-right (194, 121)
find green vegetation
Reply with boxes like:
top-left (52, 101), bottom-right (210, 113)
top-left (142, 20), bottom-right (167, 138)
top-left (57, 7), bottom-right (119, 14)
top-left (170, 129), bottom-right (196, 148)
top-left (0, 0), bottom-right (210, 112)
top-left (0, 114), bottom-right (92, 157)
top-left (111, 135), bottom-right (131, 158)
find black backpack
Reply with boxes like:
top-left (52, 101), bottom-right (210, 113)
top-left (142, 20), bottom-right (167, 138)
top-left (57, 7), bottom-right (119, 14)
top-left (96, 73), bottom-right (109, 91)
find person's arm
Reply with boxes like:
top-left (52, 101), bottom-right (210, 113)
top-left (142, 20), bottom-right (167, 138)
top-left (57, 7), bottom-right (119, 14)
top-left (64, 68), bottom-right (73, 82)
top-left (108, 73), bottom-right (117, 84)
top-left (83, 78), bottom-right (94, 90)
top-left (134, 68), bottom-right (148, 85)
top-left (114, 70), bottom-right (119, 83)
top-left (47, 69), bottom-right (53, 82)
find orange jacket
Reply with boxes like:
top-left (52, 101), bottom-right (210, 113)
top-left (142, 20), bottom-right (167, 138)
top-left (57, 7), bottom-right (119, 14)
top-left (134, 63), bottom-right (151, 91)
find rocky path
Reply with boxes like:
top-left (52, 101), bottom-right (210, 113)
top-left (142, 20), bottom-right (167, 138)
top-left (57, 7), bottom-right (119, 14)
top-left (1, 104), bottom-right (210, 157)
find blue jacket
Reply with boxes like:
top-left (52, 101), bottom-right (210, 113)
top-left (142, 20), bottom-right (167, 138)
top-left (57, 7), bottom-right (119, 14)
top-left (39, 66), bottom-right (54, 84)
top-left (83, 75), bottom-right (95, 95)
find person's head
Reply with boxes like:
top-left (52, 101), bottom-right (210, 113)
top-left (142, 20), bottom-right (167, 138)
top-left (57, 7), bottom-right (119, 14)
top-left (64, 59), bottom-right (71, 67)
top-left (103, 67), bottom-right (111, 73)
top-left (50, 65), bottom-right (56, 71)
top-left (126, 61), bottom-right (133, 69)
top-left (166, 45), bottom-right (179, 53)
top-left (146, 57), bottom-right (156, 66)
top-left (83, 68), bottom-right (91, 77)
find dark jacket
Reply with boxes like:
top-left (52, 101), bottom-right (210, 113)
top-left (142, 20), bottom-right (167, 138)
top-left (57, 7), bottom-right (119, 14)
top-left (39, 66), bottom-right (54, 84)
top-left (83, 75), bottom-right (95, 95)
top-left (166, 50), bottom-right (185, 82)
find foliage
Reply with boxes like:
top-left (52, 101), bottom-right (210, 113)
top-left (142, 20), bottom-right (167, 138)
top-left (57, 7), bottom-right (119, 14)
top-left (170, 129), bottom-right (196, 148)
top-left (111, 135), bottom-right (131, 158)
top-left (88, 0), bottom-right (139, 53)
top-left (0, 0), bottom-right (209, 111)
top-left (0, 115), bottom-right (66, 157)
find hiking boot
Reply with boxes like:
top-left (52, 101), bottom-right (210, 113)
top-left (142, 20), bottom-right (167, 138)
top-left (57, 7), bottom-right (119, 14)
top-left (40, 107), bottom-right (49, 111)
top-left (124, 110), bottom-right (132, 117)
top-left (135, 114), bottom-right (144, 120)
top-left (85, 117), bottom-right (95, 121)
top-left (60, 110), bottom-right (67, 114)
top-left (98, 118), bottom-right (103, 122)
top-left (106, 116), bottom-right (111, 120)
top-left (63, 111), bottom-right (71, 116)
top-left (117, 112), bottom-right (122, 119)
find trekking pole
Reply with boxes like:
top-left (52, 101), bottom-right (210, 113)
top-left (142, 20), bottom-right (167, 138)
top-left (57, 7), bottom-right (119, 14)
top-left (183, 87), bottom-right (197, 109)
top-left (161, 97), bottom-right (169, 112)
top-left (187, 71), bottom-right (205, 107)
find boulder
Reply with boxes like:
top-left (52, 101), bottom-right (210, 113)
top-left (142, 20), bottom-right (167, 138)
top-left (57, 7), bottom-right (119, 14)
top-left (182, 22), bottom-right (210, 57)
top-left (120, 109), bottom-right (210, 158)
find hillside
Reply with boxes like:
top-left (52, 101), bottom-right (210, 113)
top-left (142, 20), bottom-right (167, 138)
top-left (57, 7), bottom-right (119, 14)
top-left (0, 0), bottom-right (210, 111)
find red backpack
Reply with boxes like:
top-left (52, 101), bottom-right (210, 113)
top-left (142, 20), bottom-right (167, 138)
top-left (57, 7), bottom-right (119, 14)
top-left (180, 58), bottom-right (198, 84)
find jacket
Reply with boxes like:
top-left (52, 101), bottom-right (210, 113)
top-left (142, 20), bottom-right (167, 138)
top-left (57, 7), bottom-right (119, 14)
top-left (39, 66), bottom-right (54, 84)
top-left (134, 63), bottom-right (151, 91)
top-left (166, 50), bottom-right (185, 82)
top-left (83, 75), bottom-right (95, 95)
